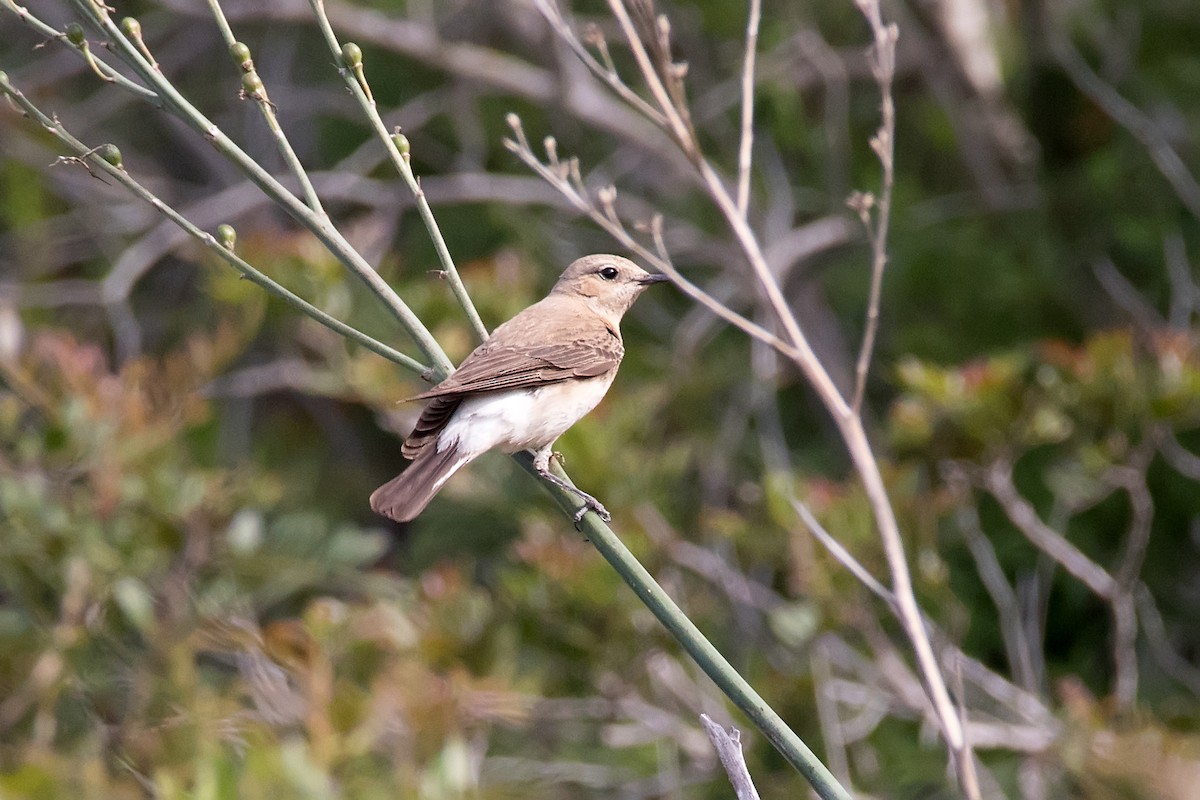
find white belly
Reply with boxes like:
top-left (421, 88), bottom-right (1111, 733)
top-left (437, 374), bottom-right (616, 456)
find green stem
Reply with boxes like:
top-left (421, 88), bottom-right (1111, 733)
top-left (0, 72), bottom-right (427, 377)
top-left (66, 0), bottom-right (452, 375)
top-left (0, 0), bottom-right (157, 101)
top-left (204, 0), bottom-right (327, 216)
top-left (514, 453), bottom-right (852, 800)
top-left (307, 0), bottom-right (490, 345)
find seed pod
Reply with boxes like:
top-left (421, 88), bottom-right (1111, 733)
top-left (340, 42), bottom-right (363, 68)
top-left (66, 23), bottom-right (85, 46)
top-left (216, 224), bottom-right (237, 250)
top-left (97, 143), bottom-right (123, 169)
top-left (230, 41), bottom-right (253, 70)
top-left (120, 17), bottom-right (141, 39)
top-left (391, 133), bottom-right (410, 155)
top-left (241, 70), bottom-right (264, 96)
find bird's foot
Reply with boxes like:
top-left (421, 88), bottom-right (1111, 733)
top-left (571, 492), bottom-right (611, 528)
top-left (535, 466), bottom-right (610, 528)
top-left (550, 450), bottom-right (566, 468)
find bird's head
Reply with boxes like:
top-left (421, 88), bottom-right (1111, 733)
top-left (550, 254), bottom-right (670, 322)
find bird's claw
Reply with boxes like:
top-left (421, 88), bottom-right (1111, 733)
top-left (572, 498), bottom-right (611, 529)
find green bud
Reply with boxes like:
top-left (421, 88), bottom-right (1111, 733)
top-left (97, 143), bottom-right (122, 169)
top-left (66, 22), bottom-right (85, 46)
top-left (391, 133), bottom-right (410, 155)
top-left (120, 17), bottom-right (141, 39)
top-left (230, 41), bottom-right (252, 70)
top-left (240, 70), bottom-right (264, 96)
top-left (340, 42), bottom-right (362, 68)
top-left (216, 224), bottom-right (237, 250)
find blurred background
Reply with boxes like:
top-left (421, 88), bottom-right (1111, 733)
top-left (2, 0), bottom-right (1200, 797)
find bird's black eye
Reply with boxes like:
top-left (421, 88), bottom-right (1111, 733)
top-left (599, 266), bottom-right (619, 280)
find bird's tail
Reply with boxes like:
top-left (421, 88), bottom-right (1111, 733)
top-left (370, 444), bottom-right (472, 522)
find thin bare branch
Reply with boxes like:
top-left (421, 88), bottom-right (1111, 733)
top-left (849, 1), bottom-right (898, 416)
top-left (792, 496), bottom-right (893, 604)
top-left (811, 640), bottom-right (855, 790)
top-left (947, 468), bottom-right (1040, 692)
top-left (1135, 583), bottom-right (1200, 696)
top-left (1049, 26), bottom-right (1200, 221)
top-left (502, 118), bottom-right (801, 359)
top-left (1163, 233), bottom-right (1198, 328)
top-left (735, 0), bottom-right (761, 217)
top-left (952, 660), bottom-right (984, 800)
top-left (604, 0), bottom-right (696, 155)
top-left (518, 0), bottom-right (968, 766)
top-left (983, 460), bottom-right (1116, 598)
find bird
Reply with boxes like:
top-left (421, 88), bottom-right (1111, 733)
top-left (370, 254), bottom-right (670, 525)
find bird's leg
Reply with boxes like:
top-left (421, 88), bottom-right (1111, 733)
top-left (531, 445), bottom-right (611, 525)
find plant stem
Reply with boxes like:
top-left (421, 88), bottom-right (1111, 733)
top-left (66, 0), bottom-right (452, 375)
top-left (205, 0), bottom-right (327, 216)
top-left (308, 0), bottom-right (490, 345)
top-left (0, 72), bottom-right (427, 377)
top-left (514, 453), bottom-right (852, 800)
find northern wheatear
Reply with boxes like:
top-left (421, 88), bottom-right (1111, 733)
top-left (370, 254), bottom-right (669, 524)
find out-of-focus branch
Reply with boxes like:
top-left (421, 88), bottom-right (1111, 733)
top-left (1049, 25), bottom-right (1200, 221)
top-left (699, 715), bottom-right (761, 800)
top-left (981, 450), bottom-right (1159, 710)
top-left (735, 0), bottom-right (761, 217)
top-left (502, 117), bottom-right (800, 359)
top-left (848, 0), bottom-right (898, 416)
top-left (983, 461), bottom-right (1116, 598)
top-left (810, 640), bottom-right (854, 790)
top-left (943, 463), bottom-right (1041, 692)
top-left (792, 496), bottom-right (1056, 730)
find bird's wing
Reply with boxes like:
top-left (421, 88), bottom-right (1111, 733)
top-left (409, 337), bottom-right (624, 400)
top-left (399, 298), bottom-right (623, 458)
top-left (401, 395), bottom-right (463, 459)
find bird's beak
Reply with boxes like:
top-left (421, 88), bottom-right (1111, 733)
top-left (636, 273), bottom-right (672, 286)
